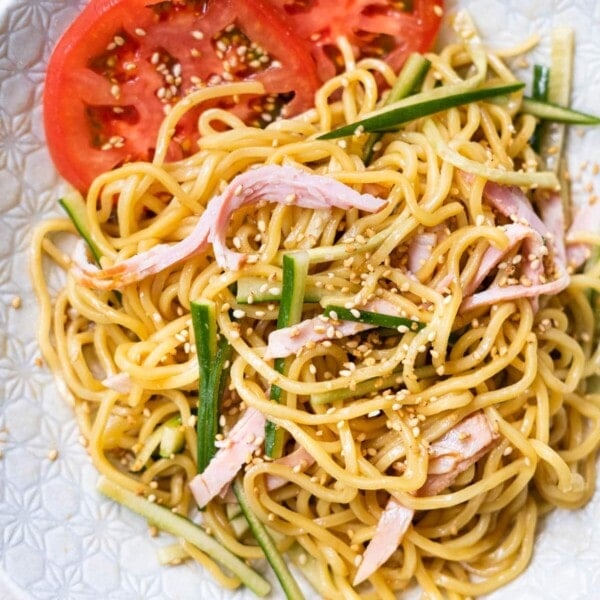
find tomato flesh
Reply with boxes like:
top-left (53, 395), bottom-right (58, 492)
top-left (44, 0), bottom-right (320, 191)
top-left (267, 0), bottom-right (443, 81)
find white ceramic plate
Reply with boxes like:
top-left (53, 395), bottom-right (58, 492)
top-left (1, 1), bottom-right (600, 598)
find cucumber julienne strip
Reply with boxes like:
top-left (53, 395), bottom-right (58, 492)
top-left (232, 479), bottom-right (305, 600)
top-left (191, 299), bottom-right (233, 473)
top-left (311, 371), bottom-right (404, 405)
top-left (541, 27), bottom-right (574, 173)
top-left (363, 53), bottom-right (431, 164)
top-left (129, 416), bottom-right (185, 471)
top-left (59, 195), bottom-right (102, 264)
top-left (265, 251), bottom-right (310, 458)
top-left (522, 97), bottom-right (600, 125)
top-left (319, 11), bottom-right (488, 141)
top-left (318, 81), bottom-right (525, 139)
top-left (530, 65), bottom-right (550, 153)
top-left (423, 119), bottom-right (559, 189)
top-left (323, 305), bottom-right (424, 331)
top-left (97, 476), bottom-right (271, 597)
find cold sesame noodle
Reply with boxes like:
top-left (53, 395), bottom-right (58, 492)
top-left (32, 21), bottom-right (600, 600)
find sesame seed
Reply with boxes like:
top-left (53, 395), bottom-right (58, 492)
top-left (47, 449), bottom-right (58, 461)
top-left (11, 296), bottom-right (21, 309)
top-left (135, 28), bottom-right (147, 36)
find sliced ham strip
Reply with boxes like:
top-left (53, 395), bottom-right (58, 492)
top-left (101, 372), bottom-right (133, 394)
top-left (565, 199), bottom-right (600, 269)
top-left (458, 182), bottom-right (570, 312)
top-left (353, 412), bottom-right (499, 585)
top-left (420, 413), bottom-right (499, 496)
top-left (73, 165), bottom-right (386, 290)
top-left (460, 268), bottom-right (569, 312)
top-left (353, 498), bottom-right (414, 585)
top-left (189, 407), bottom-right (266, 508)
top-left (218, 444), bottom-right (316, 502)
top-left (265, 318), bottom-right (372, 360)
top-left (266, 446), bottom-right (316, 490)
top-left (483, 182), bottom-right (547, 235)
top-left (537, 191), bottom-right (566, 264)
top-left (208, 165), bottom-right (387, 271)
top-left (264, 298), bottom-right (400, 359)
top-left (463, 223), bottom-right (542, 297)
top-left (408, 232), bottom-right (437, 274)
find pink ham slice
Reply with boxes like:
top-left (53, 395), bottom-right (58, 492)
top-left (462, 223), bottom-right (544, 297)
top-left (189, 407), bottom-right (266, 508)
top-left (565, 198), bottom-right (600, 269)
top-left (353, 411), bottom-right (499, 585)
top-left (459, 182), bottom-right (570, 312)
top-left (219, 444), bottom-right (316, 503)
top-left (264, 298), bottom-right (401, 359)
top-left (408, 232), bottom-right (437, 274)
top-left (266, 445), bottom-right (316, 490)
top-left (72, 165), bottom-right (386, 290)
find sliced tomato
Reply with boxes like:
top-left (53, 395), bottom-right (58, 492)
top-left (44, 0), bottom-right (320, 191)
top-left (267, 0), bottom-right (443, 81)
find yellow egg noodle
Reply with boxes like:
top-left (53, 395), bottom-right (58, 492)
top-left (31, 17), bottom-right (600, 600)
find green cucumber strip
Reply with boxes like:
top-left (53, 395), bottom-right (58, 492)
top-left (318, 82), bottom-right (525, 139)
top-left (59, 196), bottom-right (103, 264)
top-left (229, 513), bottom-right (250, 539)
top-left (265, 252), bottom-right (310, 459)
top-left (131, 416), bottom-right (186, 469)
top-left (363, 53), bottom-right (431, 164)
top-left (159, 416), bottom-right (185, 458)
top-left (533, 64), bottom-right (550, 102)
top-left (423, 118), bottom-right (559, 188)
top-left (311, 371), bottom-right (404, 405)
top-left (530, 65), bottom-right (550, 153)
top-left (97, 476), bottom-right (270, 597)
top-left (192, 299), bottom-right (217, 376)
top-left (191, 299), bottom-right (233, 473)
top-left (232, 478), bottom-right (305, 600)
top-left (522, 97), bottom-right (600, 125)
top-left (236, 277), bottom-right (323, 304)
top-left (548, 27), bottom-right (574, 106)
top-left (130, 426), bottom-right (164, 472)
top-left (323, 305), bottom-right (424, 331)
top-left (541, 27), bottom-right (574, 173)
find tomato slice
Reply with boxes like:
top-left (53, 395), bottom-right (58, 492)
top-left (44, 0), bottom-right (320, 191)
top-left (267, 0), bottom-right (443, 81)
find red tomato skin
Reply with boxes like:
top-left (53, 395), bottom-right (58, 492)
top-left (44, 0), bottom-right (320, 191)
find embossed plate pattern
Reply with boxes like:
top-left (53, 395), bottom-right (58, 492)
top-left (1, 0), bottom-right (600, 598)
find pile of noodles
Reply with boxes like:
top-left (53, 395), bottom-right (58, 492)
top-left (32, 16), bottom-right (600, 600)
